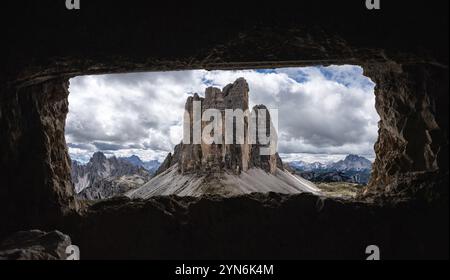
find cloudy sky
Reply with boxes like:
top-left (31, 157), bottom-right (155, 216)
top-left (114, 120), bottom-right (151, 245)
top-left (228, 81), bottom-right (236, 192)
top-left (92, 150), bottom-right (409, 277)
top-left (66, 65), bottom-right (379, 164)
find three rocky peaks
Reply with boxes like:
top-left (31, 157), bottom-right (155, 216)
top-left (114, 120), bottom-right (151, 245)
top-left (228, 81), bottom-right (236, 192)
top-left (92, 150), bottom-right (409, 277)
top-left (128, 78), bottom-right (320, 198)
top-left (155, 77), bottom-right (282, 176)
top-left (71, 78), bottom-right (320, 199)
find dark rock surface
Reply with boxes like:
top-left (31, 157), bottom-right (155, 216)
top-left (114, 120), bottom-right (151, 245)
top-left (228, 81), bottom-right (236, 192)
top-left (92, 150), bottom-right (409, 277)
top-left (63, 193), bottom-right (448, 259)
top-left (0, 79), bottom-right (79, 237)
top-left (0, 230), bottom-right (71, 260)
top-left (0, 0), bottom-right (447, 258)
top-left (2, 2), bottom-right (447, 85)
top-left (362, 63), bottom-right (449, 201)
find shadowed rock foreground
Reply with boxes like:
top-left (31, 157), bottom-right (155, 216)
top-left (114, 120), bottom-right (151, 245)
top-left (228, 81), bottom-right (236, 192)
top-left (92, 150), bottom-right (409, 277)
top-left (61, 192), bottom-right (448, 260)
top-left (0, 1), bottom-right (447, 260)
top-left (0, 230), bottom-right (72, 260)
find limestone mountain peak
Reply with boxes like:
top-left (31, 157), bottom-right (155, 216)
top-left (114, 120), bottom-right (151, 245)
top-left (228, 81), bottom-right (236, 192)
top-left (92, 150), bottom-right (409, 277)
top-left (129, 78), bottom-right (320, 198)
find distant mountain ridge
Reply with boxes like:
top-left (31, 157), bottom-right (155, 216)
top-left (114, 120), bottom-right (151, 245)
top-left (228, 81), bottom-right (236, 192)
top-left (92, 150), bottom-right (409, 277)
top-left (71, 152), bottom-right (152, 199)
top-left (332, 154), bottom-right (372, 171)
top-left (119, 155), bottom-right (161, 175)
top-left (288, 155), bottom-right (372, 185)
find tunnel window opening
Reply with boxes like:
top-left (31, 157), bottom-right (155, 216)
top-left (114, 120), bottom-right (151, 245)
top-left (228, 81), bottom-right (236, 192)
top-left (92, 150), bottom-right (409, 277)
top-left (66, 65), bottom-right (379, 200)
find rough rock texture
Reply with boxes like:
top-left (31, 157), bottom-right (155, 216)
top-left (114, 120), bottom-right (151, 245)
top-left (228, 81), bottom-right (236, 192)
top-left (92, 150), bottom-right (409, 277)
top-left (202, 78), bottom-right (250, 173)
top-left (249, 104), bottom-right (280, 174)
top-left (0, 1), bottom-right (448, 258)
top-left (3, 2), bottom-right (446, 85)
top-left (362, 63), bottom-right (449, 201)
top-left (0, 79), bottom-right (78, 237)
top-left (62, 194), bottom-right (448, 259)
top-left (160, 78), bottom-right (280, 176)
top-left (0, 230), bottom-right (71, 260)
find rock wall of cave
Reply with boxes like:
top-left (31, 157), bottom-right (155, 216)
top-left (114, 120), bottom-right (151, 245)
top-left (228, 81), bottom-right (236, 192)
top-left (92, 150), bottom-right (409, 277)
top-left (0, 1), bottom-right (448, 257)
top-left (72, 194), bottom-right (449, 259)
top-left (0, 80), bottom-right (77, 236)
top-left (363, 62), bottom-right (449, 201)
top-left (1, 59), bottom-right (447, 240)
